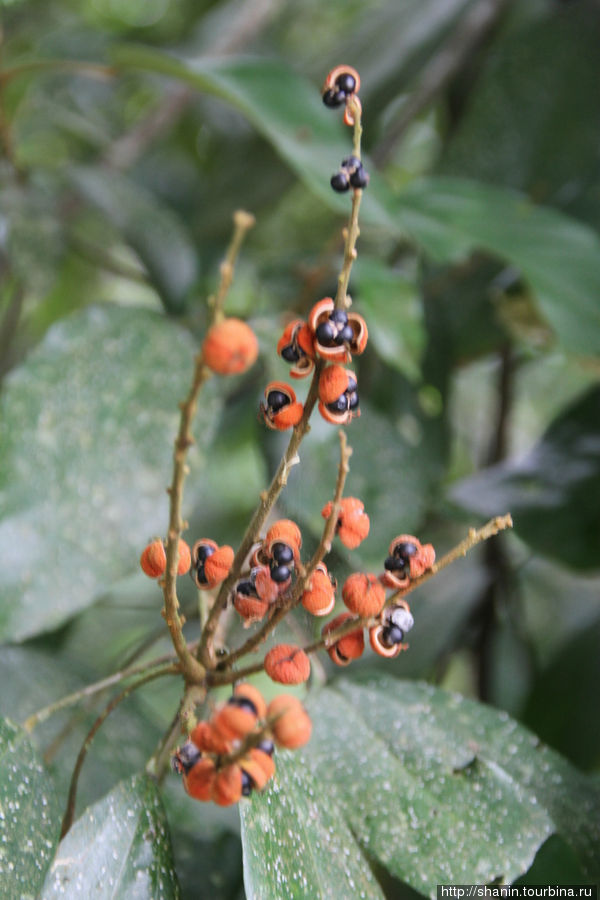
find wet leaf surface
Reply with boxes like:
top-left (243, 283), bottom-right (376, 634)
top-left (40, 774), bottom-right (180, 898)
top-left (241, 679), bottom-right (600, 899)
top-left (0, 717), bottom-right (61, 899)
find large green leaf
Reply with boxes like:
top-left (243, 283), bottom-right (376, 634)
top-left (450, 385), bottom-right (600, 570)
top-left (112, 50), bottom-right (600, 357)
top-left (40, 774), bottom-right (180, 898)
top-left (241, 679), bottom-right (600, 898)
top-left (0, 717), bottom-right (62, 898)
top-left (0, 305), bottom-right (219, 642)
top-left (69, 167), bottom-right (198, 314)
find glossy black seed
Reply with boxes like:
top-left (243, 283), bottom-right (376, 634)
top-left (327, 395), bottom-right (349, 414)
top-left (384, 555), bottom-right (403, 571)
top-left (382, 624), bottom-right (404, 647)
top-left (338, 324), bottom-right (354, 344)
top-left (174, 741), bottom-right (201, 775)
top-left (281, 344), bottom-right (300, 363)
top-left (323, 88), bottom-right (345, 108)
top-left (270, 564), bottom-right (291, 583)
top-left (347, 391), bottom-right (359, 411)
top-left (258, 738), bottom-right (275, 756)
top-left (349, 166), bottom-right (369, 189)
top-left (346, 376), bottom-right (357, 391)
top-left (267, 390), bottom-right (289, 413)
top-left (335, 73), bottom-right (356, 94)
top-left (195, 562), bottom-right (208, 585)
top-left (272, 542), bottom-right (294, 565)
top-left (341, 155), bottom-right (361, 171)
top-left (241, 770), bottom-right (253, 796)
top-left (227, 695), bottom-right (258, 715)
top-left (316, 321), bottom-right (335, 344)
top-left (236, 579), bottom-right (256, 597)
top-left (330, 309), bottom-right (348, 326)
top-left (330, 172), bottom-right (350, 193)
top-left (393, 541), bottom-right (418, 560)
top-left (196, 543), bottom-right (216, 562)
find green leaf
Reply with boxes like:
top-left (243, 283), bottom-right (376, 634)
top-left (450, 385), bottom-right (600, 570)
top-left (69, 166), bottom-right (198, 314)
top-left (356, 257), bottom-right (424, 382)
top-left (111, 50), bottom-right (600, 356)
top-left (393, 177), bottom-right (600, 357)
top-left (0, 717), bottom-right (62, 898)
top-left (0, 305), bottom-right (219, 642)
top-left (241, 680), bottom-right (600, 898)
top-left (40, 774), bottom-right (180, 898)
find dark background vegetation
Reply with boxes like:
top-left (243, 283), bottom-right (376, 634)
top-left (0, 0), bottom-right (599, 897)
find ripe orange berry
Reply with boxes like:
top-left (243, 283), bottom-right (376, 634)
top-left (301, 564), bottom-right (335, 617)
top-left (318, 364), bottom-right (352, 405)
top-left (212, 703), bottom-right (258, 742)
top-left (342, 572), bottom-right (385, 618)
top-left (321, 497), bottom-right (370, 549)
top-left (184, 757), bottom-right (216, 802)
top-left (267, 694), bottom-right (312, 749)
top-left (189, 720), bottom-right (231, 755)
top-left (233, 590), bottom-right (270, 624)
top-left (211, 764), bottom-right (243, 806)
top-left (322, 612), bottom-right (365, 666)
top-left (241, 749), bottom-right (276, 791)
top-left (140, 540), bottom-right (166, 578)
top-left (264, 644), bottom-right (311, 685)
top-left (176, 540), bottom-right (192, 575)
top-left (204, 544), bottom-right (234, 584)
top-left (265, 519), bottom-right (302, 552)
top-left (202, 318), bottom-right (259, 376)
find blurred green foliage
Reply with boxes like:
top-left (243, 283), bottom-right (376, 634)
top-left (1, 0), bottom-right (599, 896)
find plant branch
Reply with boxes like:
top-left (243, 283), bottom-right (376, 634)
top-left (335, 98), bottom-right (363, 312)
top-left (0, 58), bottom-right (116, 86)
top-left (59, 665), bottom-right (178, 838)
top-left (161, 210), bottom-right (255, 683)
top-left (207, 431), bottom-right (352, 682)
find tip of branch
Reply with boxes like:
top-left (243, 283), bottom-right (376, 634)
top-left (234, 210), bottom-right (256, 230)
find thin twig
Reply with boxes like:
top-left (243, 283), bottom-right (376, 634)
top-left (334, 97), bottom-right (363, 312)
top-left (0, 59), bottom-right (116, 86)
top-left (161, 210), bottom-right (255, 683)
top-left (59, 665), bottom-right (178, 838)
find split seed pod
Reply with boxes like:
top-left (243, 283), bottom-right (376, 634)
top-left (202, 318), bottom-right (259, 376)
top-left (277, 319), bottom-right (315, 378)
top-left (234, 682), bottom-right (267, 720)
top-left (264, 644), bottom-right (311, 685)
top-left (265, 520), bottom-right (302, 553)
top-left (189, 720), bottom-right (231, 755)
top-left (267, 695), bottom-right (312, 749)
top-left (261, 381), bottom-right (304, 430)
top-left (212, 703), bottom-right (258, 742)
top-left (321, 497), bottom-right (370, 549)
top-left (309, 297), bottom-right (368, 362)
top-left (342, 572), bottom-right (386, 618)
top-left (241, 749), bottom-right (276, 792)
top-left (322, 612), bottom-right (364, 666)
top-left (301, 563), bottom-right (336, 617)
top-left (140, 539), bottom-right (191, 578)
top-left (318, 365), bottom-right (359, 425)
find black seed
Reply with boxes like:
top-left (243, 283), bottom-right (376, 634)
top-left (337, 324), bottom-right (354, 344)
top-left (347, 391), bottom-right (359, 411)
top-left (272, 542), bottom-right (294, 565)
top-left (316, 321), bottom-right (335, 344)
top-left (281, 344), bottom-right (300, 363)
top-left (330, 309), bottom-right (348, 326)
top-left (335, 73), bottom-right (356, 94)
top-left (393, 541), bottom-right (418, 560)
top-left (227, 695), bottom-right (258, 715)
top-left (384, 556), bottom-right (401, 571)
top-left (382, 624), bottom-right (404, 647)
top-left (349, 166), bottom-right (369, 189)
top-left (327, 395), bottom-right (349, 414)
top-left (195, 562), bottom-right (208, 585)
top-left (267, 389), bottom-right (289, 413)
top-left (258, 738), bottom-right (275, 756)
top-left (323, 88), bottom-right (345, 108)
top-left (346, 376), bottom-right (357, 391)
top-left (236, 579), bottom-right (256, 597)
top-left (196, 543), bottom-right (216, 562)
top-left (330, 172), bottom-right (350, 193)
top-left (270, 564), bottom-right (291, 583)
top-left (241, 770), bottom-right (253, 796)
top-left (341, 155), bottom-right (361, 172)
top-left (175, 741), bottom-right (201, 775)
